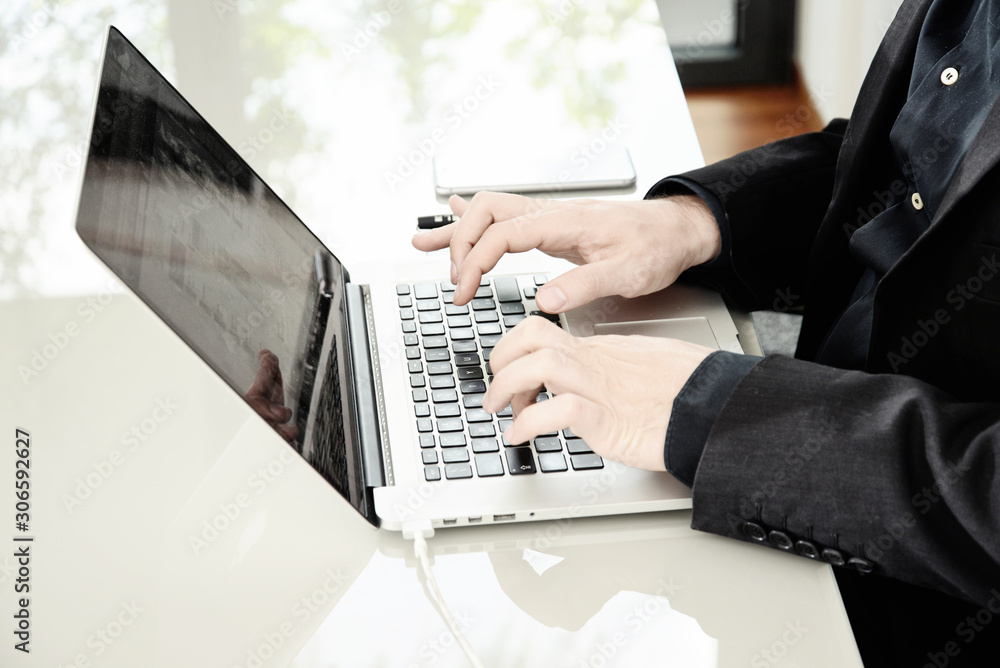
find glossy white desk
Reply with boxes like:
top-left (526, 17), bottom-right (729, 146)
top-left (0, 1), bottom-right (862, 666)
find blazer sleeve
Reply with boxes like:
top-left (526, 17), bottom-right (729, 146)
top-left (691, 354), bottom-right (1000, 607)
top-left (647, 119), bottom-right (849, 312)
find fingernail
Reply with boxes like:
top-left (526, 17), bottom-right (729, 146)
top-left (536, 286), bottom-right (567, 312)
top-left (450, 261), bottom-right (458, 284)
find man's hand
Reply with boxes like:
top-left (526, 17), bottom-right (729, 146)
top-left (482, 317), bottom-right (715, 472)
top-left (411, 191), bottom-right (720, 312)
top-left (246, 349), bottom-right (299, 442)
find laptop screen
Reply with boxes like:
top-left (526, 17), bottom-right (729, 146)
top-left (76, 28), bottom-right (366, 518)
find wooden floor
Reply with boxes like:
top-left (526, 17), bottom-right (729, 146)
top-left (684, 78), bottom-right (825, 164)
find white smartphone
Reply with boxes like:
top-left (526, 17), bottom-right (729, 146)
top-left (433, 144), bottom-right (637, 197)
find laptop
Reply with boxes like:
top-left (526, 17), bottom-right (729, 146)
top-left (74, 27), bottom-right (753, 531)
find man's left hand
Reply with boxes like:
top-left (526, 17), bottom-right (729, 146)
top-left (483, 316), bottom-right (715, 472)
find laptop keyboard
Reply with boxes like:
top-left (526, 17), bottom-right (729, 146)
top-left (395, 275), bottom-right (604, 482)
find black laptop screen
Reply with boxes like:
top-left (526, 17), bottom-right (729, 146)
top-left (76, 28), bottom-right (367, 519)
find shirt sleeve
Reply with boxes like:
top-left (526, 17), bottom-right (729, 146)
top-left (664, 350), bottom-right (763, 486)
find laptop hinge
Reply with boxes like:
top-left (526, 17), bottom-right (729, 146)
top-left (345, 283), bottom-right (392, 488)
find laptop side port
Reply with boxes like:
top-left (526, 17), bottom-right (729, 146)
top-left (467, 516), bottom-right (482, 523)
top-left (493, 513), bottom-right (516, 522)
top-left (442, 518), bottom-right (457, 525)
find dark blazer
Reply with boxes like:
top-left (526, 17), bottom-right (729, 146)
top-left (650, 0), bottom-right (1000, 606)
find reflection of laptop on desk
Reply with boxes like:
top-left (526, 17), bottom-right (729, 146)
top-left (74, 27), bottom-right (755, 532)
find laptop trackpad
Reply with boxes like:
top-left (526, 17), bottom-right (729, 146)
top-left (592, 317), bottom-right (720, 349)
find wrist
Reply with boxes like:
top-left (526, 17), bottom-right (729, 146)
top-left (651, 195), bottom-right (722, 269)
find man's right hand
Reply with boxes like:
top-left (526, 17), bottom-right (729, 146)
top-left (411, 191), bottom-right (721, 312)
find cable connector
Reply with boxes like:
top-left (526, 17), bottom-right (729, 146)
top-left (402, 519), bottom-right (435, 541)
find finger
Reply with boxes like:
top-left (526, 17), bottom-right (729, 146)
top-left (450, 192), bottom-right (549, 302)
top-left (246, 349), bottom-right (277, 397)
top-left (483, 346), bottom-right (595, 413)
top-left (504, 393), bottom-right (599, 446)
top-left (411, 222), bottom-right (458, 252)
top-left (449, 194), bottom-right (469, 216)
top-left (487, 316), bottom-right (570, 376)
top-left (455, 218), bottom-right (552, 299)
top-left (534, 261), bottom-right (618, 313)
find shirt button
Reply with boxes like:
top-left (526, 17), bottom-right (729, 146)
top-left (911, 192), bottom-right (924, 210)
top-left (941, 67), bottom-right (959, 85)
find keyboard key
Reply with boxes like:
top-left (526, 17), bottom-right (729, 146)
top-left (412, 388), bottom-right (428, 402)
top-left (571, 453), bottom-right (604, 470)
top-left (414, 282), bottom-right (438, 300)
top-left (562, 428), bottom-right (577, 439)
top-left (534, 437), bottom-right (562, 453)
top-left (431, 389), bottom-right (458, 403)
top-left (450, 328), bottom-right (475, 340)
top-left (443, 448), bottom-right (470, 463)
top-left (440, 280), bottom-right (457, 292)
top-left (425, 349), bottom-right (450, 362)
top-left (505, 447), bottom-right (536, 474)
top-left (457, 367), bottom-right (484, 381)
top-left (524, 287), bottom-right (537, 299)
top-left (405, 347), bottom-right (421, 360)
top-left (536, 392), bottom-right (549, 401)
top-left (419, 311), bottom-right (443, 323)
top-left (454, 353), bottom-right (481, 366)
top-left (500, 302), bottom-right (525, 315)
top-left (452, 340), bottom-right (478, 353)
top-left (466, 408), bottom-right (493, 422)
top-left (471, 298), bottom-right (496, 311)
top-left (480, 334), bottom-right (502, 348)
top-left (482, 347), bottom-right (493, 361)
top-left (463, 394), bottom-right (484, 408)
top-left (496, 405), bottom-right (512, 418)
top-left (447, 315), bottom-right (472, 328)
top-left (418, 433), bottom-right (435, 448)
top-left (421, 324), bottom-right (445, 336)
top-left (401, 322), bottom-right (417, 333)
top-left (533, 275), bottom-right (548, 286)
top-left (396, 284), bottom-right (411, 296)
top-left (422, 450), bottom-right (438, 465)
top-left (404, 333), bottom-right (419, 346)
top-left (475, 286), bottom-right (494, 298)
top-left (494, 277), bottom-right (521, 302)
top-left (416, 299), bottom-right (440, 311)
top-left (398, 296), bottom-right (413, 307)
top-left (424, 465), bottom-right (441, 481)
top-left (538, 453), bottom-right (568, 472)
top-left (434, 403), bottom-right (461, 418)
top-left (409, 374), bottom-right (425, 388)
top-left (504, 315), bottom-right (526, 328)
top-left (469, 423), bottom-right (496, 438)
top-left (407, 360), bottom-right (423, 374)
top-left (474, 453), bottom-right (505, 476)
top-left (566, 438), bottom-right (593, 454)
top-left (477, 323), bottom-right (502, 336)
top-left (460, 380), bottom-right (487, 394)
top-left (474, 310), bottom-right (499, 323)
top-left (442, 292), bottom-right (454, 305)
top-left (498, 418), bottom-right (513, 432)
top-left (416, 418), bottom-right (433, 433)
top-left (437, 418), bottom-right (464, 432)
top-left (427, 361), bottom-right (453, 375)
top-left (430, 376), bottom-right (455, 389)
top-left (444, 463), bottom-right (474, 479)
top-left (422, 336), bottom-right (448, 349)
top-left (485, 361), bottom-right (492, 375)
top-left (445, 304), bottom-right (469, 315)
top-left (472, 438), bottom-right (499, 453)
top-left (415, 404), bottom-right (431, 418)
top-left (530, 310), bottom-right (561, 324)
top-left (440, 433), bottom-right (467, 447)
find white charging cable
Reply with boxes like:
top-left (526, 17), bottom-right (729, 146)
top-left (403, 521), bottom-right (485, 668)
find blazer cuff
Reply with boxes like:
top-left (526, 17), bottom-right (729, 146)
top-left (664, 350), bottom-right (763, 486)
